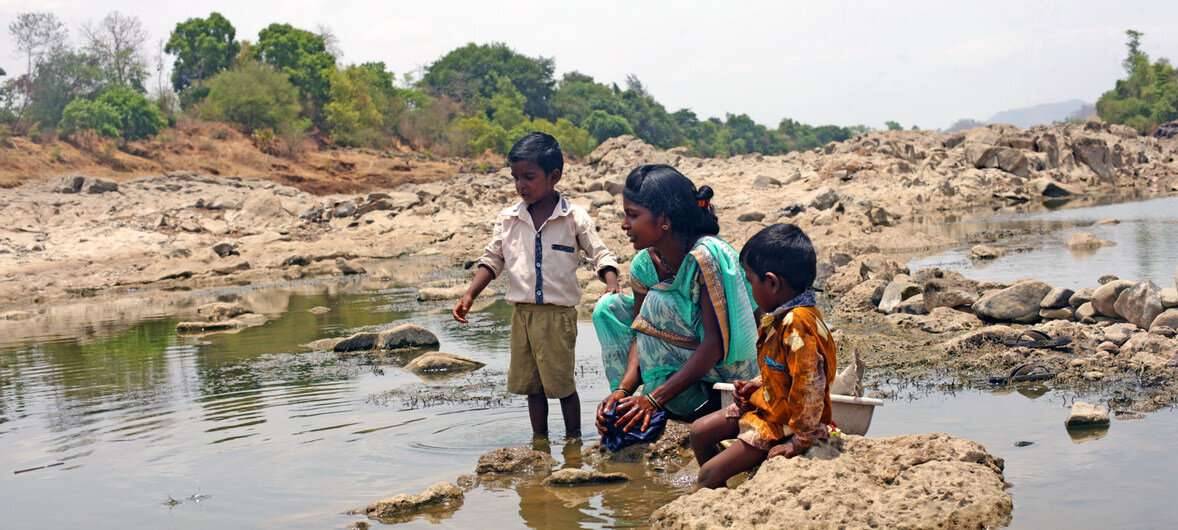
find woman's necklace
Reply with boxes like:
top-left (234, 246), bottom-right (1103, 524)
top-left (651, 248), bottom-right (679, 280)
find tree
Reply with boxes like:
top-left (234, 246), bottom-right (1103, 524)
top-left (202, 61), bottom-right (306, 134)
top-left (25, 49), bottom-right (106, 127)
top-left (582, 109), bottom-right (633, 142)
top-left (253, 23), bottom-right (336, 115)
top-left (324, 63), bottom-right (403, 147)
top-left (8, 12), bottom-right (69, 75)
top-left (165, 12), bottom-right (240, 93)
top-left (1097, 29), bottom-right (1178, 132)
top-left (885, 120), bottom-right (902, 131)
top-left (82, 11), bottom-right (149, 90)
top-left (422, 43), bottom-right (555, 118)
top-left (487, 75), bottom-right (526, 130)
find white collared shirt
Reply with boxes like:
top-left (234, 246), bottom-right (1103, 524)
top-left (477, 195), bottom-right (619, 307)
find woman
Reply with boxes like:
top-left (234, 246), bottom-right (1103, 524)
top-left (593, 164), bottom-right (758, 436)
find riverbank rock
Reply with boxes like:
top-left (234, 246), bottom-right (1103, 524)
top-left (1040, 288), bottom-right (1075, 309)
top-left (309, 306), bottom-right (331, 314)
top-left (542, 468), bottom-right (629, 487)
top-left (175, 313), bottom-right (267, 334)
top-left (363, 482), bottom-right (464, 521)
top-left (1161, 288), bottom-right (1178, 309)
top-left (476, 447), bottom-right (555, 475)
top-left (650, 433), bottom-right (1011, 530)
top-left (415, 285), bottom-right (489, 302)
top-left (888, 307), bottom-right (980, 334)
top-left (1067, 232), bottom-right (1114, 251)
top-left (1114, 281), bottom-right (1164, 330)
top-left (943, 326), bottom-right (1020, 355)
top-left (969, 245), bottom-right (1003, 260)
top-left (1069, 288), bottom-right (1095, 309)
top-left (972, 280), bottom-right (1052, 323)
top-left (922, 279), bottom-right (978, 311)
top-left (1065, 401), bottom-right (1110, 427)
top-left (1151, 309), bottom-right (1178, 332)
top-left (1092, 280), bottom-right (1136, 317)
top-left (878, 278), bottom-right (921, 314)
top-left (404, 352), bottom-right (485, 374)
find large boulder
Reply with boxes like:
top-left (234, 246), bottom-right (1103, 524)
top-left (1072, 137), bottom-right (1113, 181)
top-left (651, 433), bottom-right (1011, 530)
top-left (969, 245), bottom-right (1003, 261)
top-left (836, 278), bottom-right (888, 313)
top-left (1114, 281), bottom-right (1164, 330)
top-left (972, 146), bottom-right (1029, 177)
top-left (971, 280), bottom-right (1053, 323)
top-left (1102, 323), bottom-right (1137, 346)
top-left (1091, 280), bottom-right (1136, 318)
top-left (1030, 177), bottom-right (1074, 198)
top-left (1161, 288), bottom-right (1178, 309)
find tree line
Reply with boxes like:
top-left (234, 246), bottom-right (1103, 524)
top-left (1, 11), bottom-right (879, 159)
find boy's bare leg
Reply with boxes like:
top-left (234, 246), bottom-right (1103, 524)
top-left (559, 392), bottom-right (581, 438)
top-left (690, 409), bottom-right (739, 465)
top-left (697, 441), bottom-right (767, 489)
top-left (527, 393), bottom-right (549, 437)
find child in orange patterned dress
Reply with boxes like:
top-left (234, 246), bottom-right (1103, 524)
top-left (689, 223), bottom-right (837, 489)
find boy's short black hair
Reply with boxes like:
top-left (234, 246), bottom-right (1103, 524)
top-left (508, 132), bottom-right (563, 175)
top-left (740, 223), bottom-right (817, 292)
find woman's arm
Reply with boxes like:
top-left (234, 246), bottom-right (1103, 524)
top-left (647, 282), bottom-right (723, 406)
top-left (596, 291), bottom-right (646, 433)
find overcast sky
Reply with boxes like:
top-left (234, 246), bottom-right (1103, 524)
top-left (2, 0), bottom-right (1176, 129)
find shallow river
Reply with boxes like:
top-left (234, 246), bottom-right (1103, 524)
top-left (3, 279), bottom-right (1177, 529)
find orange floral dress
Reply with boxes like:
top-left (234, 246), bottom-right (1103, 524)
top-left (737, 305), bottom-right (837, 451)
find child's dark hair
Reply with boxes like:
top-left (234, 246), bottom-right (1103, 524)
top-left (740, 223), bottom-right (817, 293)
top-left (508, 132), bottom-right (563, 175)
top-left (623, 164), bottom-right (720, 240)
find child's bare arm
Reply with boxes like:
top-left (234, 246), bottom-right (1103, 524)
top-left (453, 266), bottom-right (494, 323)
top-left (454, 220), bottom-right (505, 323)
top-left (574, 210), bottom-right (620, 291)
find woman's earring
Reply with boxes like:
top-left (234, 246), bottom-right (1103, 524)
top-left (661, 224), bottom-right (670, 231)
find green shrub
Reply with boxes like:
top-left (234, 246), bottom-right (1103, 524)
top-left (97, 86), bottom-right (166, 140)
top-left (59, 98), bottom-right (121, 138)
top-left (201, 61), bottom-right (306, 135)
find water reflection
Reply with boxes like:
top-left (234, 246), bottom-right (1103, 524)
top-left (911, 196), bottom-right (1178, 288)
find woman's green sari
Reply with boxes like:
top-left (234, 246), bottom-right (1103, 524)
top-left (592, 236), bottom-right (758, 419)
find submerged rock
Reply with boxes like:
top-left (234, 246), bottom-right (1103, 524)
top-left (196, 302), bottom-right (249, 322)
top-left (542, 468), bottom-right (629, 487)
top-left (1067, 232), bottom-right (1114, 251)
top-left (404, 352), bottom-right (485, 374)
top-left (363, 482), bottom-right (463, 521)
top-left (1066, 401), bottom-right (1110, 427)
top-left (476, 447), bottom-right (555, 475)
top-left (969, 244), bottom-right (1003, 261)
top-left (651, 433), bottom-right (1011, 530)
top-left (334, 324), bottom-right (440, 353)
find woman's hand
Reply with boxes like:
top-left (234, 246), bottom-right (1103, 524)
top-left (733, 379), bottom-right (762, 409)
top-left (595, 389), bottom-right (628, 435)
top-left (616, 395), bottom-right (658, 433)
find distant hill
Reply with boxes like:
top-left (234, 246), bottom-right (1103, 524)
top-left (987, 99), bottom-right (1092, 128)
top-left (944, 99), bottom-right (1095, 132)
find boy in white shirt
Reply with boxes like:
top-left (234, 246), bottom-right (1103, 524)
top-left (453, 132), bottom-right (620, 439)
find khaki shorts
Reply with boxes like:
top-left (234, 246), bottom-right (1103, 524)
top-left (509, 303), bottom-right (578, 398)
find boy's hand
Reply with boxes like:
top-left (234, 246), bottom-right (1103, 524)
top-left (768, 440), bottom-right (802, 460)
top-left (733, 379), bottom-right (762, 409)
top-left (602, 269), bottom-right (621, 294)
top-left (452, 294), bottom-right (474, 323)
